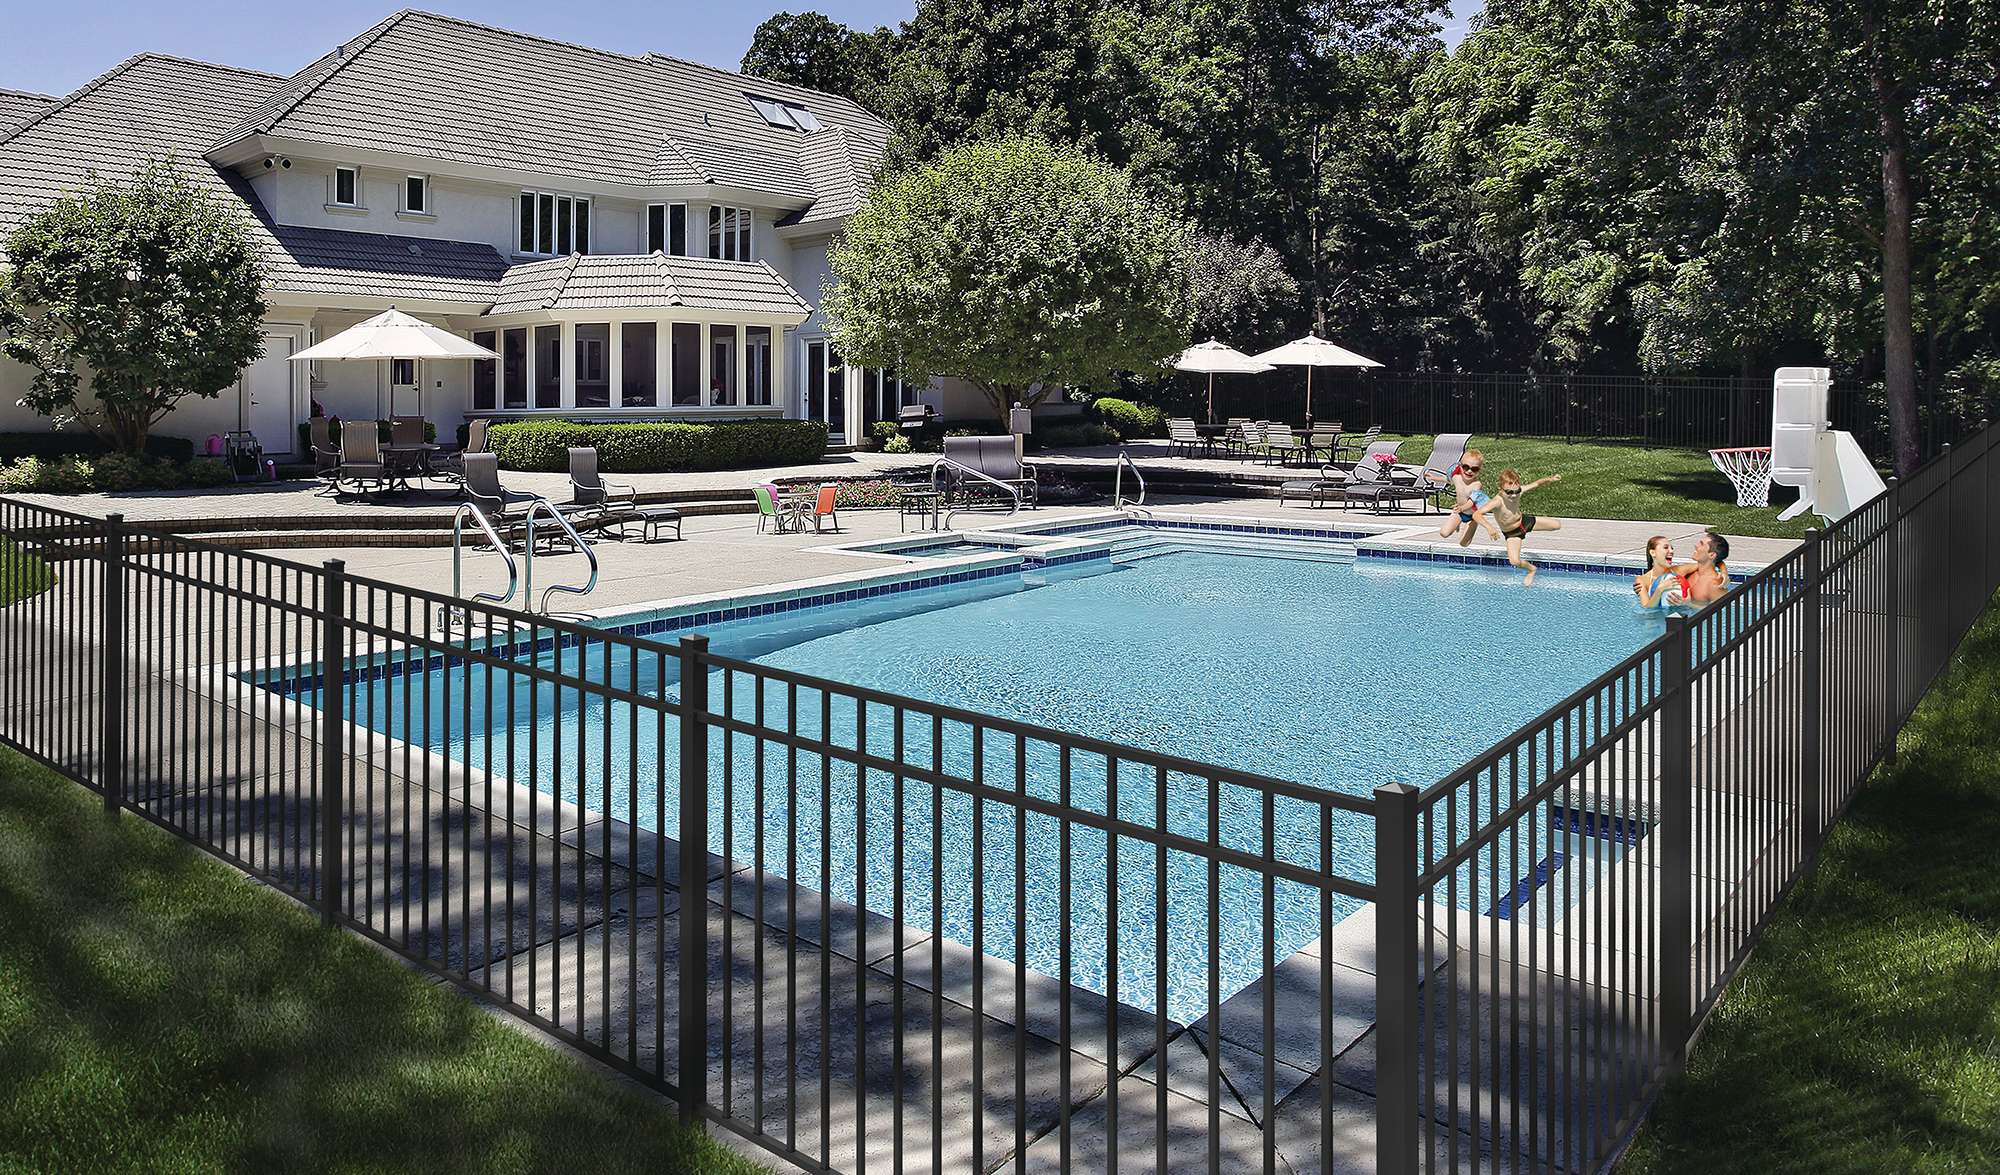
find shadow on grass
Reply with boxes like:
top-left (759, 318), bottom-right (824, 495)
top-left (0, 749), bottom-right (767, 1175)
top-left (1623, 598), bottom-right (2000, 1175)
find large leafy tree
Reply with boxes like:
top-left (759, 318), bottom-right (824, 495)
top-left (1, 158), bottom-right (268, 455)
top-left (823, 136), bottom-right (1195, 426)
top-left (740, 11), bottom-right (899, 111)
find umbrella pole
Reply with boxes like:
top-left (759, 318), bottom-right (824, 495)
top-left (1208, 373), bottom-right (1215, 425)
top-left (1305, 367), bottom-right (1313, 430)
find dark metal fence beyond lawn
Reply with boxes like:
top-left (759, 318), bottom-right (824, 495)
top-left (2, 422), bottom-right (1996, 1174)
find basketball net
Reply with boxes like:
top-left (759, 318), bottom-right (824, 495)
top-left (1709, 447), bottom-right (1773, 508)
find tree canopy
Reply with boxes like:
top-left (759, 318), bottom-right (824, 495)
top-left (0, 158), bottom-right (268, 455)
top-left (822, 136), bottom-right (1194, 425)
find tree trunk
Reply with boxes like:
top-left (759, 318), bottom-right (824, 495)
top-left (1874, 69), bottom-right (1919, 477)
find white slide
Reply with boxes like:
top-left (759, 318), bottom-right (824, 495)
top-left (1768, 367), bottom-right (1888, 523)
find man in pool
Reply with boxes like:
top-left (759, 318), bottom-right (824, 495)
top-left (1472, 469), bottom-right (1563, 584)
top-left (1658, 531), bottom-right (1731, 606)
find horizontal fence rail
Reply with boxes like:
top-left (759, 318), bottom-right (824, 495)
top-left (0, 418), bottom-right (1994, 1175)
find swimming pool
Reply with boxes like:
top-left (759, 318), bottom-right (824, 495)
top-left (284, 524), bottom-right (1666, 1018)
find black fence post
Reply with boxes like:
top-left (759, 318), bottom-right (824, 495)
top-left (319, 559), bottom-right (346, 928)
top-left (678, 634), bottom-right (711, 1127)
top-left (99, 513), bottom-right (124, 816)
top-left (1800, 531), bottom-right (1822, 852)
top-left (1374, 780), bottom-right (1421, 1175)
top-left (1884, 479), bottom-right (1900, 766)
top-left (1660, 615), bottom-right (1693, 1068)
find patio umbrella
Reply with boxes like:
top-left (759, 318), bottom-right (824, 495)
top-left (291, 308), bottom-right (498, 419)
top-left (1251, 333), bottom-right (1381, 427)
top-left (1173, 339), bottom-right (1273, 424)
top-left (290, 308), bottom-right (498, 361)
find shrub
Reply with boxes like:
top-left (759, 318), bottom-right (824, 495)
top-left (884, 434), bottom-right (913, 454)
top-left (1036, 422), bottom-right (1121, 448)
top-left (870, 420), bottom-right (901, 441)
top-left (485, 419), bottom-right (829, 473)
top-left (0, 453), bottom-right (238, 493)
top-left (0, 432), bottom-right (194, 464)
top-left (297, 418), bottom-right (437, 454)
top-left (1090, 397), bottom-right (1166, 438)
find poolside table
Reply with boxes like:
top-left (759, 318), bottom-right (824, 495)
top-left (898, 488), bottom-right (943, 531)
top-left (380, 441), bottom-right (441, 495)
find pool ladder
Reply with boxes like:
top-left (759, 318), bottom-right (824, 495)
top-left (1113, 449), bottom-right (1149, 516)
top-left (447, 497), bottom-right (598, 619)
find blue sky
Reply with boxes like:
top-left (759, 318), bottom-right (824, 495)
top-left (4, 1), bottom-right (1474, 100)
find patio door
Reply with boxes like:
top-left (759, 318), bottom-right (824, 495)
top-left (806, 340), bottom-right (845, 440)
top-left (240, 328), bottom-right (303, 454)
top-left (390, 357), bottom-right (421, 417)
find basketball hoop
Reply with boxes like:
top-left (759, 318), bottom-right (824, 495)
top-left (1709, 446), bottom-right (1773, 508)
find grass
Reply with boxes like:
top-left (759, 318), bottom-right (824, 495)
top-left (0, 747), bottom-right (770, 1175)
top-left (1621, 597), bottom-right (2000, 1174)
top-left (1378, 434), bottom-right (1821, 539)
top-left (0, 537), bottom-right (55, 607)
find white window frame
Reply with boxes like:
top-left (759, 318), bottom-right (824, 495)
top-left (519, 190), bottom-right (593, 257)
top-left (404, 174), bottom-right (429, 214)
top-left (707, 206), bottom-right (753, 262)
top-left (748, 95), bottom-right (822, 133)
top-left (646, 203), bottom-right (689, 255)
top-left (332, 166), bottom-right (359, 207)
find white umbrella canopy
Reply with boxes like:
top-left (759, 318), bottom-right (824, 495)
top-left (1173, 339), bottom-right (1273, 424)
top-left (1251, 333), bottom-right (1382, 425)
top-left (290, 308), bottom-right (498, 361)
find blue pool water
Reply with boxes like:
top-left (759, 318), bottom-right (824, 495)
top-left (304, 539), bottom-right (1665, 1019)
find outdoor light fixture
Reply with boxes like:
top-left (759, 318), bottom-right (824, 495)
top-left (261, 156), bottom-right (291, 169)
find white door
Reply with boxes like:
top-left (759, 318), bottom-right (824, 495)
top-left (390, 357), bottom-right (421, 417)
top-left (239, 330), bottom-right (302, 454)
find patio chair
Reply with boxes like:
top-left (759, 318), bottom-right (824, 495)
top-left (567, 447), bottom-right (682, 541)
top-left (1277, 440), bottom-right (1403, 507)
top-left (804, 483), bottom-right (841, 533)
top-left (1259, 423), bottom-right (1312, 466)
top-left (390, 416), bottom-right (426, 446)
top-left (752, 484), bottom-right (789, 533)
top-left (429, 418), bottom-right (488, 483)
top-left (1338, 433), bottom-right (1470, 514)
top-left (459, 452), bottom-right (581, 552)
top-left (335, 428), bottom-right (388, 498)
top-left (309, 416), bottom-right (341, 497)
top-left (1331, 425), bottom-right (1383, 467)
top-left (1167, 418), bottom-right (1204, 458)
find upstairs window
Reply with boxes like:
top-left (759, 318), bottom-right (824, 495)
top-left (707, 206), bottom-right (751, 261)
top-left (646, 203), bottom-right (688, 255)
top-left (333, 167), bottom-right (358, 206)
top-left (519, 191), bottom-right (591, 256)
top-left (404, 175), bottom-right (428, 214)
top-left (748, 95), bottom-right (822, 133)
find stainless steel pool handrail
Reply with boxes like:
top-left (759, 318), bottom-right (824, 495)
top-left (1113, 448), bottom-right (1147, 508)
top-left (450, 500), bottom-right (518, 608)
top-left (931, 456), bottom-right (1022, 527)
top-left (521, 497), bottom-right (598, 613)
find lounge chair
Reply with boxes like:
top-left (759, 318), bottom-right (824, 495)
top-left (1277, 440), bottom-right (1403, 507)
top-left (430, 418), bottom-right (489, 484)
top-left (1167, 418), bottom-right (1205, 458)
top-left (567, 447), bottom-right (682, 541)
top-left (459, 452), bottom-right (578, 552)
top-left (1338, 433), bottom-right (1470, 514)
top-left (1331, 425), bottom-right (1383, 467)
top-left (939, 436), bottom-right (1038, 507)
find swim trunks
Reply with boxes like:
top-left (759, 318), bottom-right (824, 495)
top-left (1456, 489), bottom-right (1490, 523)
top-left (1505, 513), bottom-right (1538, 539)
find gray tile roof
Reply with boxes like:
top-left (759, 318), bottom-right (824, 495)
top-left (0, 54), bottom-right (284, 256)
top-left (0, 89), bottom-right (55, 134)
top-left (264, 223), bottom-right (508, 304)
top-left (215, 11), bottom-right (890, 211)
top-left (490, 253), bottom-right (811, 318)
top-left (785, 127), bottom-right (884, 228)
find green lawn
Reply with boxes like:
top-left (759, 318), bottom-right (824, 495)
top-left (0, 748), bottom-right (769, 1175)
top-left (0, 537), bottom-right (55, 607)
top-left (1622, 596), bottom-right (2000, 1174)
top-left (1380, 434), bottom-right (1822, 539)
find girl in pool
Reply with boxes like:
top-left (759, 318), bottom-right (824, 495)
top-left (1472, 469), bottom-right (1563, 584)
top-left (1634, 536), bottom-right (1689, 607)
top-left (1436, 448), bottom-right (1501, 546)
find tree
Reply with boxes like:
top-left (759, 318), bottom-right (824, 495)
top-left (823, 136), bottom-right (1195, 426)
top-left (1, 158), bottom-right (268, 455)
top-left (740, 12), bottom-right (898, 111)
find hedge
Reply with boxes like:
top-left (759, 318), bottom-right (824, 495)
top-left (486, 419), bottom-right (829, 473)
top-left (0, 432), bottom-right (195, 464)
top-left (1089, 397), bottom-right (1167, 438)
top-left (296, 418), bottom-right (438, 454)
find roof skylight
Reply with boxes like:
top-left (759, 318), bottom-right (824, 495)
top-left (747, 95), bottom-right (822, 133)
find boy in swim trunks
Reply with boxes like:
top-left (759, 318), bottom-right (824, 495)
top-left (1436, 448), bottom-right (1501, 546)
top-left (1472, 469), bottom-right (1563, 585)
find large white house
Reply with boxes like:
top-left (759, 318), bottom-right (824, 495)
top-left (0, 11), bottom-right (927, 455)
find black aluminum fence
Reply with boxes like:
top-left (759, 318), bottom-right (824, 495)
top-left (1374, 422), bottom-right (2000, 1173)
top-left (0, 421), bottom-right (1995, 1174)
top-left (1226, 371), bottom-right (1894, 454)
